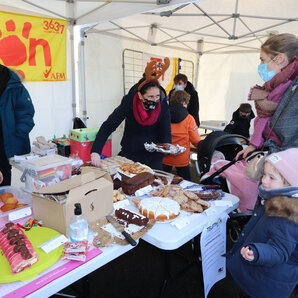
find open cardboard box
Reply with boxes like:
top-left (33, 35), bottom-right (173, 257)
top-left (32, 167), bottom-right (113, 237)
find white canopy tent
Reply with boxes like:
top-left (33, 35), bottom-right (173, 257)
top-left (0, 0), bottom-right (196, 141)
top-left (80, 0), bottom-right (297, 154)
top-left (0, 0), bottom-right (297, 155)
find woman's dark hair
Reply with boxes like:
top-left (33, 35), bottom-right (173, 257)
top-left (139, 81), bottom-right (160, 95)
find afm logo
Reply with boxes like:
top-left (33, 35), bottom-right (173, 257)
top-left (43, 68), bottom-right (65, 80)
top-left (50, 72), bottom-right (65, 80)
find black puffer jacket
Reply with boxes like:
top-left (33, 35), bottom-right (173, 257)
top-left (224, 108), bottom-right (255, 138)
top-left (168, 81), bottom-right (200, 127)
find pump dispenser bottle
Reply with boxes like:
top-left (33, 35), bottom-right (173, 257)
top-left (69, 203), bottom-right (88, 242)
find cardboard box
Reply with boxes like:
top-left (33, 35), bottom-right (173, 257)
top-left (69, 128), bottom-right (99, 143)
top-left (31, 168), bottom-right (113, 237)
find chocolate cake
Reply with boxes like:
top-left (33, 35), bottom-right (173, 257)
top-left (111, 174), bottom-right (122, 190)
top-left (197, 190), bottom-right (220, 200)
top-left (115, 208), bottom-right (149, 226)
top-left (121, 172), bottom-right (155, 195)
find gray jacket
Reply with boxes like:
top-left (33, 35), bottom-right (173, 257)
top-left (265, 77), bottom-right (298, 153)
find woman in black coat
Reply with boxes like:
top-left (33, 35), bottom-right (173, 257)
top-left (91, 80), bottom-right (171, 170)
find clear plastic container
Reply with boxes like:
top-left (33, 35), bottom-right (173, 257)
top-left (20, 155), bottom-right (72, 191)
top-left (0, 186), bottom-right (32, 220)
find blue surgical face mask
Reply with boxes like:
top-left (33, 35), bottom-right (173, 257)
top-left (175, 85), bottom-right (184, 91)
top-left (258, 59), bottom-right (277, 82)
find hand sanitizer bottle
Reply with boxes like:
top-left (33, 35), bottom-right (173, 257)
top-left (70, 203), bottom-right (88, 242)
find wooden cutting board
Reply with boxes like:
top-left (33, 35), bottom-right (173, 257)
top-left (0, 226), bottom-right (63, 282)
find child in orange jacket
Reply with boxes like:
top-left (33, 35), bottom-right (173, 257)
top-left (163, 90), bottom-right (201, 181)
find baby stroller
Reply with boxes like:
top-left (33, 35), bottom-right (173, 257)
top-left (196, 131), bottom-right (253, 242)
top-left (196, 131), bottom-right (248, 190)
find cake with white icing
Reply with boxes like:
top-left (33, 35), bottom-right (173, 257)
top-left (138, 197), bottom-right (180, 221)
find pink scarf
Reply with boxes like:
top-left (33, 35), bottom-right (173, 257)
top-left (249, 56), bottom-right (298, 118)
top-left (133, 93), bottom-right (161, 126)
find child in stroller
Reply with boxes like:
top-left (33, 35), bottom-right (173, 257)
top-left (196, 131), bottom-right (258, 242)
top-left (196, 131), bottom-right (259, 212)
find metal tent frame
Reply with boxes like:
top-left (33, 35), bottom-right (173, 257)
top-left (0, 0), bottom-right (297, 125)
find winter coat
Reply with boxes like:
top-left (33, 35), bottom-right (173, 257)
top-left (226, 186), bottom-right (298, 298)
top-left (265, 77), bottom-right (298, 153)
top-left (91, 91), bottom-right (171, 169)
top-left (224, 108), bottom-right (255, 138)
top-left (0, 68), bottom-right (35, 159)
top-left (163, 104), bottom-right (200, 167)
top-left (168, 81), bottom-right (200, 127)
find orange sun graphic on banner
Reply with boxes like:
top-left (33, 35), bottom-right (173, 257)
top-left (0, 11), bottom-right (66, 81)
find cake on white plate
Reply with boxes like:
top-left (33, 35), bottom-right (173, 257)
top-left (137, 197), bottom-right (180, 221)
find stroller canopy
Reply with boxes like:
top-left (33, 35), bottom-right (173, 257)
top-left (197, 131), bottom-right (249, 176)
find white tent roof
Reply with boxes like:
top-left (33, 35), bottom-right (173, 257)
top-left (0, 0), bottom-right (198, 25)
top-left (86, 0), bottom-right (298, 54)
top-left (0, 0), bottom-right (297, 141)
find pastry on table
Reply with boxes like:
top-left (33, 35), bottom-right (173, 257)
top-left (0, 222), bottom-right (38, 274)
top-left (196, 190), bottom-right (220, 200)
top-left (121, 172), bottom-right (155, 195)
top-left (115, 208), bottom-right (149, 226)
top-left (133, 197), bottom-right (180, 221)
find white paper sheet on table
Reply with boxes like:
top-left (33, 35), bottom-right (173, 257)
top-left (170, 215), bottom-right (190, 229)
top-left (214, 200), bottom-right (233, 207)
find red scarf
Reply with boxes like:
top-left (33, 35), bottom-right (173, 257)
top-left (249, 56), bottom-right (298, 117)
top-left (133, 93), bottom-right (161, 126)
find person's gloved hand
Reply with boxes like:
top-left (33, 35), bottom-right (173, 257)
top-left (235, 145), bottom-right (256, 160)
top-left (91, 152), bottom-right (101, 167)
top-left (0, 171), bottom-right (3, 184)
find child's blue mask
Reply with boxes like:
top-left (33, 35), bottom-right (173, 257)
top-left (175, 85), bottom-right (184, 91)
top-left (258, 62), bottom-right (276, 82)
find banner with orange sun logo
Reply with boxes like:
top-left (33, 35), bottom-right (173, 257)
top-left (0, 11), bottom-right (67, 81)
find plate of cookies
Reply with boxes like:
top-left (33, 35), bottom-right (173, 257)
top-left (149, 185), bottom-right (211, 214)
top-left (0, 186), bottom-right (32, 217)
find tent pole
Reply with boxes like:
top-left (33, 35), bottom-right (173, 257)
top-left (66, 0), bottom-right (77, 122)
top-left (79, 28), bottom-right (87, 126)
top-left (195, 39), bottom-right (204, 90)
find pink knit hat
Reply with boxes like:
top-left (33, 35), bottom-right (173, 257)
top-left (266, 148), bottom-right (298, 186)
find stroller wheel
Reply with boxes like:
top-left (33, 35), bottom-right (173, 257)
top-left (228, 220), bottom-right (241, 243)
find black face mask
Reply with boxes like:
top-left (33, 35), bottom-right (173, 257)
top-left (239, 112), bottom-right (250, 119)
top-left (143, 99), bottom-right (160, 110)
